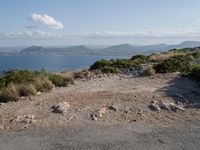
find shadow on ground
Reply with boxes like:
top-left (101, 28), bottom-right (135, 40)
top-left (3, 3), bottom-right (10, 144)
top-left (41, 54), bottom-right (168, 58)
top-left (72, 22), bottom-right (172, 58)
top-left (156, 76), bottom-right (200, 106)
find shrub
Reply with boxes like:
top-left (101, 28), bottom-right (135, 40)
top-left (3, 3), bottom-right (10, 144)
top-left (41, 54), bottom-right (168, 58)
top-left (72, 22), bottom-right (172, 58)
top-left (34, 77), bottom-right (54, 92)
top-left (90, 57), bottom-right (149, 74)
top-left (3, 70), bottom-right (35, 85)
top-left (101, 66), bottom-right (118, 74)
top-left (154, 55), bottom-right (193, 73)
top-left (74, 70), bottom-right (90, 79)
top-left (0, 83), bottom-right (20, 102)
top-left (144, 67), bottom-right (156, 76)
top-left (18, 84), bottom-right (37, 96)
top-left (65, 77), bottom-right (75, 85)
top-left (48, 74), bottom-right (66, 87)
top-left (131, 54), bottom-right (148, 61)
top-left (90, 59), bottom-right (112, 70)
top-left (191, 52), bottom-right (200, 58)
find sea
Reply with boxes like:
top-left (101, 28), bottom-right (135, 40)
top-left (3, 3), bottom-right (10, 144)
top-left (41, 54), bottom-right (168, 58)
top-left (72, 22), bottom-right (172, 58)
top-left (0, 54), bottom-right (127, 73)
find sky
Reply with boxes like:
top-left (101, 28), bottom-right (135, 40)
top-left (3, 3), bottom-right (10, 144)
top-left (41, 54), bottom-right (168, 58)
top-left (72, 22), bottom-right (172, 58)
top-left (1, 0), bottom-right (200, 46)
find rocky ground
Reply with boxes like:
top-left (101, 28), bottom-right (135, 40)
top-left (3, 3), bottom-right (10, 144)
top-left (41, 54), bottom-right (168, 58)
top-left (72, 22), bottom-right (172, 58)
top-left (0, 73), bottom-right (200, 149)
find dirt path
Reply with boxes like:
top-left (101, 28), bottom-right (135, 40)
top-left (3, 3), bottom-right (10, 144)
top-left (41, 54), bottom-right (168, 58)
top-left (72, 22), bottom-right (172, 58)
top-left (0, 73), bottom-right (200, 149)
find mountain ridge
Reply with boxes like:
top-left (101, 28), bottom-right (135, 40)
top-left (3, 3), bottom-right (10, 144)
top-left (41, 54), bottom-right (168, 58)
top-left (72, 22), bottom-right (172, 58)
top-left (2, 41), bottom-right (200, 56)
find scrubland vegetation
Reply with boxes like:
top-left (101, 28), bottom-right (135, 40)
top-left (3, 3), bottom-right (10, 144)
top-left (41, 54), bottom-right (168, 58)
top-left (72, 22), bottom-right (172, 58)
top-left (1, 47), bottom-right (200, 102)
top-left (90, 47), bottom-right (200, 81)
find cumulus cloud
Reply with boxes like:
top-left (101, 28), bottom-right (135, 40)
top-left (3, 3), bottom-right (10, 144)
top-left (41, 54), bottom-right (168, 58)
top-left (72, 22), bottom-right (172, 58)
top-left (30, 14), bottom-right (64, 30)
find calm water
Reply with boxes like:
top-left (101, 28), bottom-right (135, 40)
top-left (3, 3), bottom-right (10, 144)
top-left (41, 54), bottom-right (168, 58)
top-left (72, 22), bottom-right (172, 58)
top-left (0, 54), bottom-right (126, 72)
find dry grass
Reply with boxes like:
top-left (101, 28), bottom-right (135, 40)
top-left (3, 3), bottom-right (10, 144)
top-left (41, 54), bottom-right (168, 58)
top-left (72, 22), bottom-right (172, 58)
top-left (74, 69), bottom-right (90, 79)
top-left (18, 84), bottom-right (37, 96)
top-left (59, 71), bottom-right (75, 79)
top-left (144, 67), bottom-right (156, 76)
top-left (33, 77), bottom-right (55, 92)
top-left (0, 83), bottom-right (20, 102)
top-left (149, 52), bottom-right (186, 62)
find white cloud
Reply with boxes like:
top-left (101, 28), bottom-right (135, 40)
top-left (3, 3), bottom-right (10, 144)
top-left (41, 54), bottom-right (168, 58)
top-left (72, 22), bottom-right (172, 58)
top-left (1, 27), bottom-right (200, 43)
top-left (30, 14), bottom-right (64, 30)
top-left (83, 28), bottom-right (200, 39)
top-left (4, 30), bottom-right (62, 39)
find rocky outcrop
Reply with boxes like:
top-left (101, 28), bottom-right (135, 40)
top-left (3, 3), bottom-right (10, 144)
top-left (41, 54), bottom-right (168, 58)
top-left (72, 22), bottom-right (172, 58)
top-left (149, 101), bottom-right (185, 112)
top-left (10, 115), bottom-right (36, 124)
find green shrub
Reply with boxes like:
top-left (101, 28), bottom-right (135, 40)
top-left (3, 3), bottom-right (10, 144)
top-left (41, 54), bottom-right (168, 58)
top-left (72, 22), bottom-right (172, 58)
top-left (154, 55), bottom-right (193, 73)
top-left (3, 70), bottom-right (35, 85)
top-left (101, 66), bottom-right (118, 74)
top-left (191, 52), bottom-right (200, 58)
top-left (90, 56), bottom-right (149, 74)
top-left (90, 59), bottom-right (112, 70)
top-left (131, 54), bottom-right (148, 61)
top-left (48, 74), bottom-right (66, 87)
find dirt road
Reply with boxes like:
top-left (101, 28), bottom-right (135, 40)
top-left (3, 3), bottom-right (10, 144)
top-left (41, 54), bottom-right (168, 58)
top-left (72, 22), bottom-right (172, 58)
top-left (0, 73), bottom-right (200, 149)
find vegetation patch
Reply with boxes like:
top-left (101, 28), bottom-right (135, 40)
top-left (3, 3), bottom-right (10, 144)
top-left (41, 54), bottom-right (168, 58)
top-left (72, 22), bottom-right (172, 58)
top-left (90, 55), bottom-right (149, 73)
top-left (154, 55), bottom-right (193, 73)
top-left (0, 70), bottom-right (73, 102)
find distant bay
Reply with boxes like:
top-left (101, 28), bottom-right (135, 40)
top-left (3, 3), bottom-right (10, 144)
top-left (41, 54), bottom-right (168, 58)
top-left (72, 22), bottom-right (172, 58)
top-left (0, 54), bottom-right (127, 73)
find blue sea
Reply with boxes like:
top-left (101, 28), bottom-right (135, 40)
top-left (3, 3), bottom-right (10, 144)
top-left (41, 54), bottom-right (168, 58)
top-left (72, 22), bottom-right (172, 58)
top-left (0, 54), bottom-right (127, 73)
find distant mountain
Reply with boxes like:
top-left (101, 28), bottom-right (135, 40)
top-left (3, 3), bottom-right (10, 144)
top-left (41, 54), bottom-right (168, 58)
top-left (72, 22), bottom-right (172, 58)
top-left (20, 45), bottom-right (93, 55)
top-left (3, 41), bottom-right (200, 56)
top-left (20, 46), bottom-right (44, 54)
top-left (99, 44), bottom-right (138, 55)
top-left (175, 41), bottom-right (200, 49)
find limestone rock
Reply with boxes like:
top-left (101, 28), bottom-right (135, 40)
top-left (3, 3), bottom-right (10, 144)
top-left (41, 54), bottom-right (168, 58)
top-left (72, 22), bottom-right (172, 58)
top-left (91, 107), bottom-right (107, 121)
top-left (10, 115), bottom-right (36, 124)
top-left (51, 102), bottom-right (70, 114)
top-left (149, 104), bottom-right (160, 112)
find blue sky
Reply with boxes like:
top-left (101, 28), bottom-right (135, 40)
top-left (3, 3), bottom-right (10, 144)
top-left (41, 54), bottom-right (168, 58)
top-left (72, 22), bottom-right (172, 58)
top-left (0, 0), bottom-right (200, 46)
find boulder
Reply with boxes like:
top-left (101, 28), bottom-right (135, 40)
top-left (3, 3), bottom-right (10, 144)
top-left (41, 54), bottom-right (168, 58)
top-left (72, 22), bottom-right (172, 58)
top-left (159, 102), bottom-right (171, 110)
top-left (149, 104), bottom-right (160, 112)
top-left (51, 102), bottom-right (70, 114)
top-left (91, 107), bottom-right (107, 121)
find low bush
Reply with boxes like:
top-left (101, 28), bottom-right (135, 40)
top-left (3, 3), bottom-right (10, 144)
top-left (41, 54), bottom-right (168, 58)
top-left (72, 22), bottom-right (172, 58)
top-left (48, 74), bottom-right (66, 87)
top-left (131, 54), bottom-right (149, 62)
top-left (154, 55), bottom-right (193, 73)
top-left (18, 84), bottom-right (37, 96)
top-left (0, 70), bottom-right (69, 102)
top-left (0, 83), bottom-right (20, 102)
top-left (144, 67), bottom-right (156, 76)
top-left (90, 56), bottom-right (150, 74)
top-left (74, 70), bottom-right (90, 79)
top-left (34, 77), bottom-right (54, 92)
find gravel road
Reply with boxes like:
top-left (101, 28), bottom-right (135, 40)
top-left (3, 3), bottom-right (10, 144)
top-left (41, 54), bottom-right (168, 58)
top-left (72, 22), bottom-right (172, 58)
top-left (0, 120), bottom-right (200, 150)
